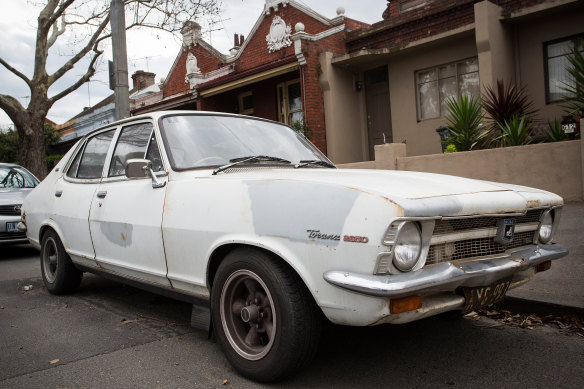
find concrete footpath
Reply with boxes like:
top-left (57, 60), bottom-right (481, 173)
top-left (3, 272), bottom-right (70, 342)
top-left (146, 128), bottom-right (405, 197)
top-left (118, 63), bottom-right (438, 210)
top-left (506, 201), bottom-right (584, 314)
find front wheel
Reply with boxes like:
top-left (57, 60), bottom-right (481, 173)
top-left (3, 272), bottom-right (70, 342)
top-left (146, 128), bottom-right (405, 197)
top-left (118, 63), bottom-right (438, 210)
top-left (40, 229), bottom-right (83, 294)
top-left (212, 248), bottom-right (321, 382)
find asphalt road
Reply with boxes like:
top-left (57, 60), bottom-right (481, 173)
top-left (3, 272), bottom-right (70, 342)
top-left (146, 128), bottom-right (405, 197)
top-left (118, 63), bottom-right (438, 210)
top-left (1, 244), bottom-right (583, 389)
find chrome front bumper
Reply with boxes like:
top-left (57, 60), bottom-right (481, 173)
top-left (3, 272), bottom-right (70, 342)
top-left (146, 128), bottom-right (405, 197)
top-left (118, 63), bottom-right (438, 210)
top-left (323, 244), bottom-right (569, 298)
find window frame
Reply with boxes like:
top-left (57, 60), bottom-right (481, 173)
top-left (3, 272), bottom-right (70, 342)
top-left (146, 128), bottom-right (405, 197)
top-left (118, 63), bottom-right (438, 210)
top-left (277, 79), bottom-right (303, 125)
top-left (544, 33), bottom-right (584, 105)
top-left (415, 57), bottom-right (479, 121)
top-left (107, 121), bottom-right (158, 178)
top-left (238, 91), bottom-right (254, 115)
top-left (64, 127), bottom-right (117, 182)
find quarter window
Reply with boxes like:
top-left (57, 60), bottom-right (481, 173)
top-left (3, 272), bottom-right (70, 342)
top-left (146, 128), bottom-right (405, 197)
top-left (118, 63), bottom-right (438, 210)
top-left (108, 122), bottom-right (160, 177)
top-left (416, 57), bottom-right (479, 120)
top-left (545, 35), bottom-right (584, 103)
top-left (75, 130), bottom-right (115, 179)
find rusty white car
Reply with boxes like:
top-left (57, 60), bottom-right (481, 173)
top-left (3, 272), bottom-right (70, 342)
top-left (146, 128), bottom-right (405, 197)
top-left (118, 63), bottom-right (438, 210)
top-left (21, 111), bottom-right (568, 381)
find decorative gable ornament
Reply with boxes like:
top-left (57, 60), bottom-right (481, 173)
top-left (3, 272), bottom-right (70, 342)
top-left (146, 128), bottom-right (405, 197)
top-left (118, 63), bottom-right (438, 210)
top-left (185, 52), bottom-right (202, 88)
top-left (266, 16), bottom-right (292, 53)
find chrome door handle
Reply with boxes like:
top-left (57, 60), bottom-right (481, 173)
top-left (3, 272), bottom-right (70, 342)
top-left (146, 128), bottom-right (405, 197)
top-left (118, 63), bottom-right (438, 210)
top-left (96, 191), bottom-right (107, 198)
top-left (55, 190), bottom-right (63, 197)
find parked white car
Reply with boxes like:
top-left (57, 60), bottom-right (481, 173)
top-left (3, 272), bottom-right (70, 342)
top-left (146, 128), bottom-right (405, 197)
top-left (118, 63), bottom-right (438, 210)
top-left (1, 163), bottom-right (39, 244)
top-left (21, 111), bottom-right (568, 381)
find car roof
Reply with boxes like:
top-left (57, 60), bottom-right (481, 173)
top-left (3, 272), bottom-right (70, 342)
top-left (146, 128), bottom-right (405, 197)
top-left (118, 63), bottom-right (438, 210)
top-left (81, 110), bottom-right (288, 140)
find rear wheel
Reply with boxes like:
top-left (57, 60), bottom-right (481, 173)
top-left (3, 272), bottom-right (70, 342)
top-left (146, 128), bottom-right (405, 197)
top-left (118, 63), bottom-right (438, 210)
top-left (212, 248), bottom-right (321, 382)
top-left (40, 229), bottom-right (83, 294)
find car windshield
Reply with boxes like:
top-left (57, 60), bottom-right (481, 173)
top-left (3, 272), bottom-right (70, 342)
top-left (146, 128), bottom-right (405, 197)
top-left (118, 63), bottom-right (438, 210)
top-left (159, 115), bottom-right (330, 170)
top-left (0, 166), bottom-right (38, 188)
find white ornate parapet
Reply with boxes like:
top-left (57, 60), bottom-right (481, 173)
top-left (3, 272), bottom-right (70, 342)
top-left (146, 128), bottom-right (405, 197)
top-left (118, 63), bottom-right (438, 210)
top-left (185, 65), bottom-right (234, 90)
top-left (266, 15), bottom-right (292, 53)
top-left (264, 0), bottom-right (289, 15)
top-left (292, 24), bottom-right (345, 66)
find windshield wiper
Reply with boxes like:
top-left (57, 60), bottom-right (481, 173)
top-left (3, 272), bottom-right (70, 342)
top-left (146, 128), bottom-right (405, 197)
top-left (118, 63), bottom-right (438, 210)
top-left (213, 155), bottom-right (292, 175)
top-left (294, 159), bottom-right (336, 169)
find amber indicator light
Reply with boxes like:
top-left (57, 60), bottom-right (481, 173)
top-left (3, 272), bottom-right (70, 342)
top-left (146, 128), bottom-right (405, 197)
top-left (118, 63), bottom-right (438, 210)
top-left (535, 261), bottom-right (552, 273)
top-left (390, 295), bottom-right (423, 314)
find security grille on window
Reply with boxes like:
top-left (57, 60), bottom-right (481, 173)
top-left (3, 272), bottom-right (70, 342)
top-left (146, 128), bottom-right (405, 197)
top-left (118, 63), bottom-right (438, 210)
top-left (416, 57), bottom-right (479, 120)
top-left (545, 34), bottom-right (584, 103)
top-left (277, 80), bottom-right (302, 125)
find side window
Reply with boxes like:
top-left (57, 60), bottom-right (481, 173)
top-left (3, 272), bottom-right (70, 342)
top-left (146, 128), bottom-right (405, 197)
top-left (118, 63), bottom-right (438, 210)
top-left (108, 122), bottom-right (155, 177)
top-left (75, 130), bottom-right (115, 179)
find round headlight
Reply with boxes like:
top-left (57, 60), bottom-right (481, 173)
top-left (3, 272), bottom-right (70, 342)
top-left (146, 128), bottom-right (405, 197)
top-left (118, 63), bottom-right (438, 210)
top-left (538, 210), bottom-right (554, 244)
top-left (393, 222), bottom-right (422, 272)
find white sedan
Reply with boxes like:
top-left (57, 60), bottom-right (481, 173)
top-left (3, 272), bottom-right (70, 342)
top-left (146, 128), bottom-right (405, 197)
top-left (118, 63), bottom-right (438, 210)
top-left (21, 111), bottom-right (568, 381)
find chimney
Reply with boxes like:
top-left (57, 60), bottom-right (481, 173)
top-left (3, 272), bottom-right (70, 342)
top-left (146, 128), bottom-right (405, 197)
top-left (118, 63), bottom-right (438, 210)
top-left (239, 34), bottom-right (245, 45)
top-left (234, 33), bottom-right (240, 47)
top-left (131, 70), bottom-right (156, 90)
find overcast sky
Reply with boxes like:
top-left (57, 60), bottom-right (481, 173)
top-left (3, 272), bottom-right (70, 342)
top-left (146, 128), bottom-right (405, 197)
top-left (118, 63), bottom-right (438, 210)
top-left (0, 0), bottom-right (387, 128)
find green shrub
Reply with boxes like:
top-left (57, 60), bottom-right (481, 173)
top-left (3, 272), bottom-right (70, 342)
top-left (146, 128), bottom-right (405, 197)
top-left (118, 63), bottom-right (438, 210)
top-left (444, 94), bottom-right (486, 151)
top-left (445, 144), bottom-right (457, 153)
top-left (498, 115), bottom-right (532, 146)
top-left (545, 119), bottom-right (568, 142)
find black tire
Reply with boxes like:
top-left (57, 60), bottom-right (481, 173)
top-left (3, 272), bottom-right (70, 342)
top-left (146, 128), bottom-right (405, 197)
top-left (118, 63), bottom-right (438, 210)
top-left (211, 247), bottom-right (321, 382)
top-left (40, 229), bottom-right (83, 294)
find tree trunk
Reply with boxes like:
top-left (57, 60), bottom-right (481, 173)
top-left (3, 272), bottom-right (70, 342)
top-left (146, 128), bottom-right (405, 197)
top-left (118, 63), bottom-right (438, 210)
top-left (18, 116), bottom-right (48, 179)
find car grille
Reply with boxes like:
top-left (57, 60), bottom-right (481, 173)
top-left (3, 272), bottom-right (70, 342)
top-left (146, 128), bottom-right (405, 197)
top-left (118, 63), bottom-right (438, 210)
top-left (426, 209), bottom-right (543, 265)
top-left (0, 205), bottom-right (21, 216)
top-left (0, 232), bottom-right (27, 241)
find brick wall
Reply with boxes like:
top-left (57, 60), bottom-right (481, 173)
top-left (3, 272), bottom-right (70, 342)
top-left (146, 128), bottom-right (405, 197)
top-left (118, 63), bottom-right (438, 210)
top-left (236, 5), bottom-right (331, 73)
top-left (298, 31), bottom-right (348, 154)
top-left (163, 46), bottom-right (224, 98)
top-left (348, 0), bottom-right (552, 53)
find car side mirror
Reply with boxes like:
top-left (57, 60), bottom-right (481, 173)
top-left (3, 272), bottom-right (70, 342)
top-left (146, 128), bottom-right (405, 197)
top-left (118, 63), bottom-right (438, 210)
top-left (125, 159), bottom-right (166, 189)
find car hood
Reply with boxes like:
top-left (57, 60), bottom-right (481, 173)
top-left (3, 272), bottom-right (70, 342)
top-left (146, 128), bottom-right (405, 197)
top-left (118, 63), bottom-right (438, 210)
top-left (0, 188), bottom-right (33, 205)
top-left (204, 168), bottom-right (562, 216)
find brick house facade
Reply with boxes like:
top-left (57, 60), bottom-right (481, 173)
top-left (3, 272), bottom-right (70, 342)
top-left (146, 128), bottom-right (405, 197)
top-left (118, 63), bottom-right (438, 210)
top-left (131, 0), bottom-right (584, 163)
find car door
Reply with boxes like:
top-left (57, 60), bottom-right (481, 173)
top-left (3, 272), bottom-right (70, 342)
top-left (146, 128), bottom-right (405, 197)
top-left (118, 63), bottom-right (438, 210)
top-left (52, 128), bottom-right (116, 266)
top-left (89, 121), bottom-right (170, 286)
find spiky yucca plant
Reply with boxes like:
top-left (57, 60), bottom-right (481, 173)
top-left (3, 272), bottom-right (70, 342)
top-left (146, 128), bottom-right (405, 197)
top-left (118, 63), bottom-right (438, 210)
top-left (545, 119), bottom-right (568, 142)
top-left (483, 80), bottom-right (537, 125)
top-left (561, 46), bottom-right (584, 116)
top-left (444, 94), bottom-right (486, 151)
top-left (498, 115), bottom-right (532, 146)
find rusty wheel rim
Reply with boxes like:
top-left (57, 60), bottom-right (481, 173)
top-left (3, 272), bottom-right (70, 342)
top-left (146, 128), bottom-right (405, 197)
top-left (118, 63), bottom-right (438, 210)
top-left (220, 269), bottom-right (276, 360)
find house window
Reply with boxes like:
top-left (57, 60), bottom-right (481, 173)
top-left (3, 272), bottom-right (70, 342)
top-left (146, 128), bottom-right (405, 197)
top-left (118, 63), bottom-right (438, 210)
top-left (238, 91), bottom-right (254, 115)
top-left (416, 57), bottom-right (479, 120)
top-left (277, 80), bottom-right (302, 125)
top-left (545, 34), bottom-right (584, 103)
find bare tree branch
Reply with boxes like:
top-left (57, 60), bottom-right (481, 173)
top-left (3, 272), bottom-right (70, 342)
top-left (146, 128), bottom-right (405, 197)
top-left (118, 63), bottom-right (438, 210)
top-left (0, 94), bottom-right (26, 123)
top-left (48, 14), bottom-right (111, 87)
top-left (0, 57), bottom-right (32, 88)
top-left (47, 0), bottom-right (76, 26)
top-left (47, 12), bottom-right (66, 50)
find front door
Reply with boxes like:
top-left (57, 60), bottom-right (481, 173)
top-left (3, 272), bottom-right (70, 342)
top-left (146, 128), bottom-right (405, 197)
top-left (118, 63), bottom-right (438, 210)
top-left (89, 122), bottom-right (169, 286)
top-left (365, 66), bottom-right (392, 160)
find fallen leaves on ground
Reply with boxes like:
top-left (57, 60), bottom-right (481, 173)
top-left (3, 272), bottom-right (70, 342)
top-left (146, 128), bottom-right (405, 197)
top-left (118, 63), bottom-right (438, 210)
top-left (467, 308), bottom-right (584, 336)
top-left (49, 359), bottom-right (60, 364)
